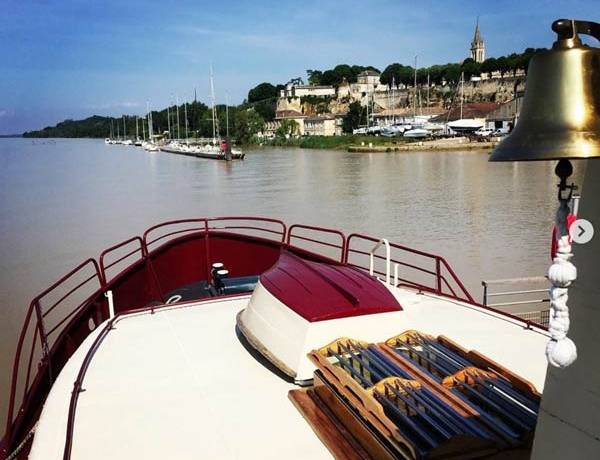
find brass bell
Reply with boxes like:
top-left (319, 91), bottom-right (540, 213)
top-left (490, 19), bottom-right (600, 161)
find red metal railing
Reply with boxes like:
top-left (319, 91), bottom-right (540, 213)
top-left (99, 236), bottom-right (144, 284)
top-left (3, 216), bottom-right (527, 460)
top-left (4, 259), bottom-right (103, 458)
top-left (344, 233), bottom-right (475, 303)
top-left (286, 224), bottom-right (346, 263)
top-left (2, 217), bottom-right (288, 459)
top-left (207, 216), bottom-right (286, 242)
top-left (142, 218), bottom-right (208, 255)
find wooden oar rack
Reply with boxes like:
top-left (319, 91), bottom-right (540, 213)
top-left (289, 331), bottom-right (541, 459)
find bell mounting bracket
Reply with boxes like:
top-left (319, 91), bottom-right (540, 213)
top-left (552, 19), bottom-right (600, 42)
top-left (555, 159), bottom-right (578, 202)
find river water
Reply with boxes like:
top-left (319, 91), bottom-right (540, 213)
top-left (0, 138), bottom-right (586, 416)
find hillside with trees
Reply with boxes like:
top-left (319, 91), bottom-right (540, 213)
top-left (23, 47), bottom-right (542, 140)
top-left (306, 48), bottom-right (544, 89)
top-left (23, 100), bottom-right (266, 144)
top-left (306, 65), bottom-right (381, 86)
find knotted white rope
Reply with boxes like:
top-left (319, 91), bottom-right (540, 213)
top-left (546, 198), bottom-right (577, 368)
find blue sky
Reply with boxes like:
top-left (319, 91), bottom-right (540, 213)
top-left (0, 0), bottom-right (596, 134)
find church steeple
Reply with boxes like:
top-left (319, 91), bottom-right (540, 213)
top-left (470, 17), bottom-right (485, 63)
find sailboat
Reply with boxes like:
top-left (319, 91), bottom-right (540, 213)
top-left (122, 116), bottom-right (133, 145)
top-left (142, 103), bottom-right (160, 152)
top-left (403, 57), bottom-right (433, 139)
top-left (187, 67), bottom-right (244, 160)
top-left (105, 120), bottom-right (115, 144)
top-left (447, 72), bottom-right (485, 134)
top-left (134, 117), bottom-right (142, 146)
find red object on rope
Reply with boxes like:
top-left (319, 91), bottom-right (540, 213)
top-left (551, 214), bottom-right (577, 259)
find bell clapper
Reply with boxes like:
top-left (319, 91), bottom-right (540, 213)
top-left (546, 159), bottom-right (578, 368)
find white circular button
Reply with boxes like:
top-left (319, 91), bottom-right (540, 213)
top-left (569, 219), bottom-right (594, 244)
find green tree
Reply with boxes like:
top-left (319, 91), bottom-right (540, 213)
top-left (443, 63), bottom-right (462, 83)
top-left (320, 69), bottom-right (341, 86)
top-left (306, 69), bottom-right (322, 85)
top-left (461, 58), bottom-right (481, 80)
top-left (380, 63), bottom-right (405, 88)
top-left (342, 101), bottom-right (365, 133)
top-left (332, 64), bottom-right (354, 83)
top-left (253, 100), bottom-right (275, 121)
top-left (481, 57), bottom-right (498, 74)
top-left (248, 82), bottom-right (278, 103)
top-left (496, 56), bottom-right (509, 76)
top-left (276, 119), bottom-right (299, 138)
top-left (234, 108), bottom-right (264, 144)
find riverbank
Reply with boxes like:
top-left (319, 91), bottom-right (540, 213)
top-left (348, 137), bottom-right (499, 152)
top-left (259, 135), bottom-right (499, 152)
top-left (259, 135), bottom-right (393, 150)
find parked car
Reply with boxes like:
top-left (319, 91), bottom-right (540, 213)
top-left (475, 127), bottom-right (494, 137)
top-left (492, 127), bottom-right (510, 136)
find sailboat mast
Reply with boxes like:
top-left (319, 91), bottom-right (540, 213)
top-left (123, 116), bottom-right (126, 140)
top-left (147, 101), bottom-right (153, 140)
top-left (142, 117), bottom-right (146, 140)
top-left (427, 73), bottom-right (430, 108)
top-left (176, 94), bottom-right (181, 140)
top-left (460, 71), bottom-right (464, 120)
top-left (225, 93), bottom-right (230, 139)
top-left (167, 104), bottom-right (171, 140)
top-left (366, 92), bottom-right (369, 128)
top-left (413, 55), bottom-right (418, 117)
top-left (392, 76), bottom-right (395, 125)
top-left (210, 65), bottom-right (217, 142)
top-left (136, 116), bottom-right (139, 140)
top-left (117, 122), bottom-right (120, 140)
top-left (184, 102), bottom-right (189, 142)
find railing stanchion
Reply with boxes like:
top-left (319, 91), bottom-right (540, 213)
top-left (482, 281), bottom-right (488, 306)
top-left (33, 300), bottom-right (52, 384)
top-left (436, 258), bottom-right (442, 293)
top-left (105, 291), bottom-right (115, 319)
top-left (204, 219), bottom-right (212, 282)
top-left (369, 239), bottom-right (391, 285)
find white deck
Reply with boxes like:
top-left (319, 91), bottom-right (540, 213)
top-left (29, 296), bottom-right (332, 460)
top-left (30, 287), bottom-right (550, 459)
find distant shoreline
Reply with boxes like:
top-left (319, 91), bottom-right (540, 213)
top-left (10, 135), bottom-right (499, 153)
top-left (259, 135), bottom-right (499, 152)
top-left (347, 140), bottom-right (498, 152)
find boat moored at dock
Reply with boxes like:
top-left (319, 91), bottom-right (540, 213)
top-left (160, 141), bottom-right (245, 160)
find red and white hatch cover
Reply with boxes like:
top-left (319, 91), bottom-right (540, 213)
top-left (237, 251), bottom-right (404, 382)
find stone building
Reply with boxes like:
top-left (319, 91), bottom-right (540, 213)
top-left (279, 84), bottom-right (335, 98)
top-left (470, 18), bottom-right (485, 63)
top-left (303, 115), bottom-right (339, 136)
top-left (356, 70), bottom-right (380, 86)
top-left (485, 96), bottom-right (523, 130)
top-left (259, 111), bottom-right (344, 138)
